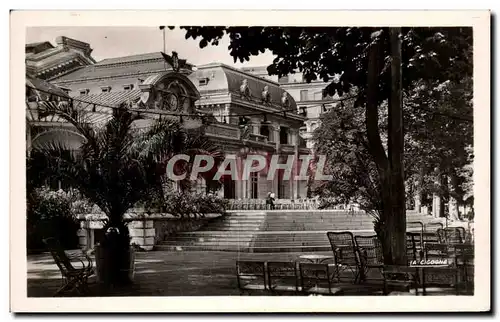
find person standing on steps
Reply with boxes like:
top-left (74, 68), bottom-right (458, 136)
top-left (269, 192), bottom-right (276, 210)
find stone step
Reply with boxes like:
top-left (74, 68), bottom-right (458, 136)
top-left (162, 237), bottom-right (254, 243)
top-left (155, 245), bottom-right (252, 252)
top-left (154, 244), bottom-right (333, 253)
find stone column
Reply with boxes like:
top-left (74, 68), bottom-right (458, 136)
top-left (432, 169), bottom-right (442, 218)
top-left (274, 125), bottom-right (280, 150)
top-left (224, 103), bottom-right (231, 124)
top-left (77, 228), bottom-right (88, 250)
top-left (413, 167), bottom-right (423, 213)
top-left (251, 118), bottom-right (260, 135)
top-left (448, 174), bottom-right (460, 221)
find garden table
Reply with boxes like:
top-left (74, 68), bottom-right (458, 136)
top-left (299, 254), bottom-right (333, 264)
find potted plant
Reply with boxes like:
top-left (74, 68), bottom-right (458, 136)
top-left (29, 98), bottom-right (222, 287)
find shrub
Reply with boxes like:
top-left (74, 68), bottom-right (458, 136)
top-left (162, 192), bottom-right (228, 218)
top-left (27, 187), bottom-right (81, 251)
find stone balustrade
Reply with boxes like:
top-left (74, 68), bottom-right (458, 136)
top-left (76, 211), bottom-right (223, 251)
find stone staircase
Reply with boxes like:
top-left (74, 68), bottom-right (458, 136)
top-left (156, 210), bottom-right (447, 253)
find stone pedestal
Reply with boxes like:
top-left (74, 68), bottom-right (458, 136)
top-left (128, 219), bottom-right (156, 251)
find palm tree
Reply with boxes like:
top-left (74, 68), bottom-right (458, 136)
top-left (28, 99), bottom-right (223, 285)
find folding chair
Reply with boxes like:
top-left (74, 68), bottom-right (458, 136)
top-left (326, 231), bottom-right (361, 283)
top-left (43, 237), bottom-right (94, 296)
top-left (267, 261), bottom-right (300, 294)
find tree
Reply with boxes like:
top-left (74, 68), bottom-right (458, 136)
top-left (177, 26), bottom-right (472, 264)
top-left (28, 100), bottom-right (222, 284)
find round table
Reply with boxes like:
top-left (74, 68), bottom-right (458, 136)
top-left (299, 254), bottom-right (333, 264)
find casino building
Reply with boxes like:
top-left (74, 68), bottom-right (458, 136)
top-left (26, 36), bottom-right (311, 201)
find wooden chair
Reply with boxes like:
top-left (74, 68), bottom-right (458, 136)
top-left (43, 237), bottom-right (94, 296)
top-left (236, 260), bottom-right (267, 295)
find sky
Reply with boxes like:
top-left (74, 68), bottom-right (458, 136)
top-left (26, 27), bottom-right (276, 68)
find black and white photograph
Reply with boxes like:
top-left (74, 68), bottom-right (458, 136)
top-left (10, 10), bottom-right (490, 313)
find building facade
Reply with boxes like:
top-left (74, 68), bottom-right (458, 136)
top-left (26, 36), bottom-right (96, 81)
top-left (241, 66), bottom-right (340, 150)
top-left (26, 39), bottom-right (310, 201)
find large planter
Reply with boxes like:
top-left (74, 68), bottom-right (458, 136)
top-left (95, 244), bottom-right (136, 285)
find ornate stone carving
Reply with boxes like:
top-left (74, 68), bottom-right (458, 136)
top-left (281, 92), bottom-right (290, 109)
top-left (239, 79), bottom-right (251, 99)
top-left (261, 85), bottom-right (271, 104)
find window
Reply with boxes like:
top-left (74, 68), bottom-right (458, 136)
top-left (277, 170), bottom-right (285, 199)
top-left (279, 127), bottom-right (289, 145)
top-left (101, 86), bottom-right (111, 93)
top-left (79, 89), bottom-right (90, 95)
top-left (260, 124), bottom-right (270, 141)
top-left (123, 84), bottom-right (134, 90)
top-left (250, 172), bottom-right (258, 199)
top-left (300, 90), bottom-right (308, 101)
top-left (223, 176), bottom-right (236, 199)
top-left (198, 78), bottom-right (209, 86)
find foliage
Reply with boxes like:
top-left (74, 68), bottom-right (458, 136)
top-left (27, 187), bottom-right (80, 251)
top-left (311, 102), bottom-right (382, 218)
top-left (162, 192), bottom-right (228, 218)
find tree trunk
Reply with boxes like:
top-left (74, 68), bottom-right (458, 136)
top-left (387, 27), bottom-right (406, 265)
top-left (366, 28), bottom-right (406, 265)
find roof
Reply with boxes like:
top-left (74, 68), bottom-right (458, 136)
top-left (76, 89), bottom-right (142, 107)
top-left (95, 52), bottom-right (166, 66)
top-left (26, 75), bottom-right (70, 99)
top-left (26, 41), bottom-right (54, 49)
top-left (51, 52), bottom-right (191, 83)
top-left (191, 63), bottom-right (297, 111)
top-left (26, 90), bottom-right (142, 125)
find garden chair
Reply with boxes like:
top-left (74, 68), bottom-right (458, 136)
top-left (354, 235), bottom-right (384, 283)
top-left (43, 237), bottom-right (94, 296)
top-left (421, 267), bottom-right (461, 295)
top-left (267, 261), bottom-right (300, 294)
top-left (406, 232), bottom-right (423, 261)
top-left (453, 243), bottom-right (474, 294)
top-left (299, 263), bottom-right (342, 295)
top-left (382, 265), bottom-right (420, 295)
top-left (425, 222), bottom-right (444, 230)
top-left (423, 242), bottom-right (450, 262)
top-left (236, 260), bottom-right (267, 295)
top-left (326, 231), bottom-right (361, 283)
top-left (437, 227), bottom-right (464, 244)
